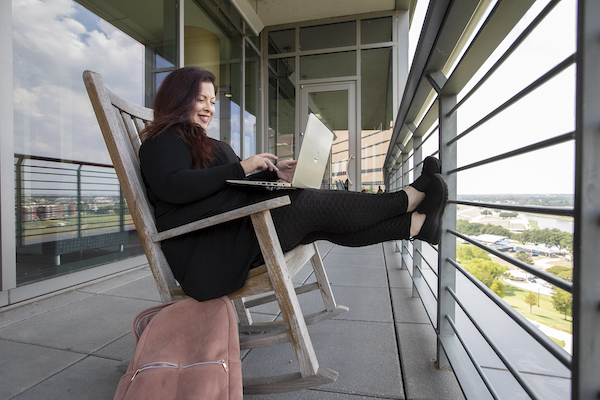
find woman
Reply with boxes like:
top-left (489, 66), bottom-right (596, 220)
top-left (139, 67), bottom-right (447, 302)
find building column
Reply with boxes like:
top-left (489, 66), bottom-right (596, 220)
top-left (0, 0), bottom-right (16, 298)
top-left (572, 0), bottom-right (600, 398)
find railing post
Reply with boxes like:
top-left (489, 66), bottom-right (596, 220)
top-left (119, 187), bottom-right (125, 232)
top-left (412, 135), bottom-right (423, 298)
top-left (77, 165), bottom-right (83, 238)
top-left (400, 151), bottom-right (410, 269)
top-left (572, 0), bottom-right (600, 398)
top-left (431, 71), bottom-right (458, 370)
top-left (15, 156), bottom-right (25, 248)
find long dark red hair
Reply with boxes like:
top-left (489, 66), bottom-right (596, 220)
top-left (141, 67), bottom-right (218, 168)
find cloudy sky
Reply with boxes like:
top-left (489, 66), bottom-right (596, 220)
top-left (12, 0), bottom-right (144, 165)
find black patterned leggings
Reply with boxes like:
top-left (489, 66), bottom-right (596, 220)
top-left (269, 189), bottom-right (411, 253)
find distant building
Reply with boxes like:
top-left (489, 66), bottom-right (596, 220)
top-left (514, 244), bottom-right (562, 257)
top-left (474, 234), bottom-right (509, 245)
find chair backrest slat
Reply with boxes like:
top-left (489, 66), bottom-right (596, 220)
top-left (83, 70), bottom-right (183, 302)
top-left (119, 110), bottom-right (143, 164)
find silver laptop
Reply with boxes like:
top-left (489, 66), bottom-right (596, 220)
top-left (227, 113), bottom-right (334, 189)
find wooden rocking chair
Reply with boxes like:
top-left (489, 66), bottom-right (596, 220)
top-left (83, 70), bottom-right (348, 395)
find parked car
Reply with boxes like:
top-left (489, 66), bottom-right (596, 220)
top-left (527, 277), bottom-right (536, 283)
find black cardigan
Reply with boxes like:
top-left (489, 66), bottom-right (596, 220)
top-left (139, 130), bottom-right (280, 301)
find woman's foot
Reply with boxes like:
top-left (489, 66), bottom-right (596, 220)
top-left (410, 212), bottom-right (426, 237)
top-left (405, 186), bottom-right (426, 212)
top-left (405, 157), bottom-right (441, 212)
top-left (410, 156), bottom-right (441, 193)
top-left (413, 173), bottom-right (448, 245)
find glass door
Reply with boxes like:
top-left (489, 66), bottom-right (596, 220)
top-left (300, 82), bottom-right (358, 190)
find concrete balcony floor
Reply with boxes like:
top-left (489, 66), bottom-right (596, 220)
top-left (0, 241), bottom-right (464, 399)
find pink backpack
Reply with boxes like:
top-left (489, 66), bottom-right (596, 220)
top-left (113, 296), bottom-right (243, 400)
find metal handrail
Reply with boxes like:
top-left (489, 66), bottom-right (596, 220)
top-left (384, 0), bottom-right (579, 397)
top-left (450, 200), bottom-right (574, 218)
top-left (447, 0), bottom-right (564, 116)
top-left (415, 248), bottom-right (439, 277)
top-left (447, 131), bottom-right (575, 175)
top-left (14, 154), bottom-right (134, 245)
top-left (448, 258), bottom-right (571, 369)
top-left (413, 260), bottom-right (438, 301)
top-left (446, 287), bottom-right (542, 399)
top-left (444, 314), bottom-right (501, 400)
top-left (448, 54), bottom-right (576, 146)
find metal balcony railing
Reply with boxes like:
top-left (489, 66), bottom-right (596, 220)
top-left (384, 0), bottom-right (599, 399)
top-left (14, 154), bottom-right (141, 284)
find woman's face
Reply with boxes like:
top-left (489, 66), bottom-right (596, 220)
top-left (190, 81), bottom-right (216, 130)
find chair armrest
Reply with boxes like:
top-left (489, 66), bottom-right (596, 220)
top-left (150, 195), bottom-right (291, 243)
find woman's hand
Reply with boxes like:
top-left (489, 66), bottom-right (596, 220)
top-left (275, 160), bottom-right (297, 183)
top-left (240, 153), bottom-right (279, 175)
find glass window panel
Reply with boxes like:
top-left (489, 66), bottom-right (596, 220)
top-left (268, 29), bottom-right (295, 54)
top-left (155, 71), bottom-right (171, 92)
top-left (307, 90), bottom-right (349, 190)
top-left (244, 40), bottom-right (260, 158)
top-left (222, 36), bottom-right (242, 155)
top-left (300, 51), bottom-right (356, 80)
top-left (12, 0), bottom-right (154, 285)
top-left (184, 0), bottom-right (231, 141)
top-left (361, 48), bottom-right (393, 192)
top-left (268, 57), bottom-right (295, 159)
top-left (361, 16), bottom-right (393, 44)
top-left (299, 21), bottom-right (356, 51)
top-left (156, 54), bottom-right (176, 69)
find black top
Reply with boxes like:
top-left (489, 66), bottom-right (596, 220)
top-left (139, 130), bottom-right (280, 301)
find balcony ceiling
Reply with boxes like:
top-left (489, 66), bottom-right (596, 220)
top-left (250, 0), bottom-right (417, 27)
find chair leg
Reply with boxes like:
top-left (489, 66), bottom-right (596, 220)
top-left (235, 242), bottom-right (348, 341)
top-left (250, 210), bottom-right (320, 378)
top-left (309, 242), bottom-right (338, 311)
top-left (232, 297), bottom-right (253, 326)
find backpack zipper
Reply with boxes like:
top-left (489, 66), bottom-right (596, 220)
top-left (184, 360), bottom-right (228, 372)
top-left (131, 360), bottom-right (228, 381)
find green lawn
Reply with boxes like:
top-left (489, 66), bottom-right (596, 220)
top-left (502, 283), bottom-right (572, 334)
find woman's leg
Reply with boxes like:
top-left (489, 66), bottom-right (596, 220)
top-left (270, 156), bottom-right (444, 252)
top-left (298, 212), bottom-right (412, 248)
top-left (271, 189), bottom-right (412, 252)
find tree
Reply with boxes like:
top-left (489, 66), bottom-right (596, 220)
top-left (457, 244), bottom-right (490, 262)
top-left (524, 291), bottom-right (537, 313)
top-left (481, 210), bottom-right (492, 216)
top-left (457, 219), bottom-right (485, 236)
top-left (481, 224), bottom-right (510, 236)
top-left (546, 265), bottom-right (573, 282)
top-left (559, 233), bottom-right (573, 251)
top-left (519, 230), bottom-right (531, 245)
top-left (490, 280), bottom-right (506, 298)
top-left (456, 244), bottom-right (507, 297)
top-left (551, 288), bottom-right (572, 319)
top-left (515, 251), bottom-right (534, 266)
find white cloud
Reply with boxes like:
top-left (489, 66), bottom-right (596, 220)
top-left (12, 0), bottom-right (144, 165)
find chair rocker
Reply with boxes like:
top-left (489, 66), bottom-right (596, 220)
top-left (83, 70), bottom-right (348, 395)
